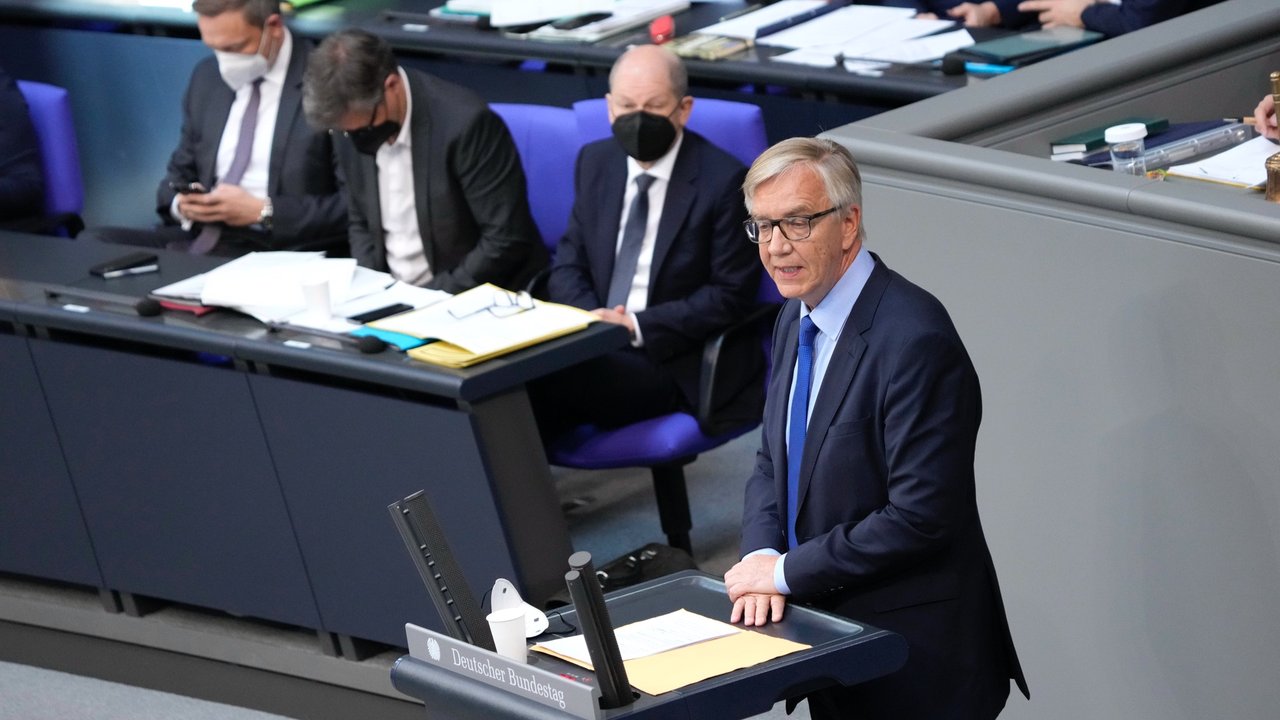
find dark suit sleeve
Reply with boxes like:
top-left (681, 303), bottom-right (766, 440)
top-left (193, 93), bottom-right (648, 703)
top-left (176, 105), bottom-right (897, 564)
top-left (156, 68), bottom-right (206, 225)
top-left (785, 330), bottom-right (983, 597)
top-left (1081, 0), bottom-right (1190, 36)
top-left (427, 109), bottom-right (539, 293)
top-left (634, 163), bottom-right (755, 363)
top-left (0, 70), bottom-right (43, 220)
top-left (547, 147), bottom-right (606, 310)
top-left (266, 129), bottom-right (347, 248)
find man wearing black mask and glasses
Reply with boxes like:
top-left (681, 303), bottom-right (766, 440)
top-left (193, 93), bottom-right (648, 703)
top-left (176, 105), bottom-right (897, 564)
top-left (302, 29), bottom-right (544, 293)
top-left (80, 0), bottom-right (346, 255)
top-left (531, 45), bottom-right (757, 438)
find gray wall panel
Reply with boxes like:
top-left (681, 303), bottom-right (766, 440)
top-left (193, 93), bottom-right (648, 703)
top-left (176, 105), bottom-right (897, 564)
top-left (838, 149), bottom-right (1280, 719)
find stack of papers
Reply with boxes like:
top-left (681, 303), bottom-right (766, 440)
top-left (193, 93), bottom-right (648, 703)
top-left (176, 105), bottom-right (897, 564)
top-left (760, 7), bottom-right (967, 70)
top-left (532, 609), bottom-right (809, 695)
top-left (151, 252), bottom-right (445, 332)
top-left (696, 0), bottom-right (826, 40)
top-left (369, 283), bottom-right (597, 368)
top-left (1165, 135), bottom-right (1279, 188)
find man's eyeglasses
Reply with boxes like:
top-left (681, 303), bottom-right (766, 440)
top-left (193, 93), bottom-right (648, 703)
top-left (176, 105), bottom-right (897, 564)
top-left (744, 207), bottom-right (839, 244)
top-left (447, 289), bottom-right (535, 320)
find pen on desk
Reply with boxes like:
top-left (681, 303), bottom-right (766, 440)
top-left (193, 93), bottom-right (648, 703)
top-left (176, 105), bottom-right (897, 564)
top-left (718, 3), bottom-right (762, 22)
top-left (100, 264), bottom-right (160, 279)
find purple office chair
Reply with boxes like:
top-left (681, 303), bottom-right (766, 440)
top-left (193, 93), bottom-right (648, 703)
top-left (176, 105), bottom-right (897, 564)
top-left (572, 96), bottom-right (768, 167)
top-left (490, 103), bottom-right (580, 254)
top-left (547, 271), bottom-right (783, 554)
top-left (17, 80), bottom-right (85, 237)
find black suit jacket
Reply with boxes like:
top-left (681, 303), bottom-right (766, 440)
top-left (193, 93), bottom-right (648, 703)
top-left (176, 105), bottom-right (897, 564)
top-left (742, 256), bottom-right (1027, 718)
top-left (336, 68), bottom-right (546, 294)
top-left (547, 131), bottom-right (758, 407)
top-left (157, 34), bottom-right (346, 252)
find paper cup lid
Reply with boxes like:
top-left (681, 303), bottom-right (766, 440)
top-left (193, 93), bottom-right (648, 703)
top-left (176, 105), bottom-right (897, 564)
top-left (1105, 123), bottom-right (1148, 143)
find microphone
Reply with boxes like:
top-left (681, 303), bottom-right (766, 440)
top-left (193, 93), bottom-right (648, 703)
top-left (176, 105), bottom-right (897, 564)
top-left (44, 287), bottom-right (165, 317)
top-left (565, 551), bottom-right (633, 709)
top-left (265, 322), bottom-right (388, 354)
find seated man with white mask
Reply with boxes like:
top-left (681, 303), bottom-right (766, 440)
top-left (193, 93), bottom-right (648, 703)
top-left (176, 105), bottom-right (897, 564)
top-left (82, 0), bottom-right (346, 255)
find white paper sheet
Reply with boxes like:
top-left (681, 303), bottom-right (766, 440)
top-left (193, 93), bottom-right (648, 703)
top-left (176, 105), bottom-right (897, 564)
top-left (489, 0), bottom-right (611, 27)
top-left (697, 0), bottom-right (825, 39)
top-left (858, 28), bottom-right (973, 63)
top-left (1167, 135), bottom-right (1278, 188)
top-left (536, 609), bottom-right (741, 663)
top-left (837, 17), bottom-right (954, 59)
top-left (756, 5), bottom-right (914, 49)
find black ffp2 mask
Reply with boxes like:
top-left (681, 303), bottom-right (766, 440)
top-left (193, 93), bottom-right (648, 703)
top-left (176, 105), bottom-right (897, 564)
top-left (349, 120), bottom-right (401, 156)
top-left (611, 110), bottom-right (677, 163)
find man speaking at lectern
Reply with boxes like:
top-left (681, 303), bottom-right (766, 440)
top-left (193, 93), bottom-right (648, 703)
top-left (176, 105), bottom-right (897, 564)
top-left (725, 138), bottom-right (1028, 719)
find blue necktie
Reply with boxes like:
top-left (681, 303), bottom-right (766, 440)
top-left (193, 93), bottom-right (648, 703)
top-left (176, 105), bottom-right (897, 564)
top-left (606, 174), bottom-right (655, 309)
top-left (787, 316), bottom-right (818, 549)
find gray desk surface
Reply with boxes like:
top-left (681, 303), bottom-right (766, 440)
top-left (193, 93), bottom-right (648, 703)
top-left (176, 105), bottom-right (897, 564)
top-left (0, 232), bottom-right (629, 401)
top-left (0, 0), bottom-right (967, 106)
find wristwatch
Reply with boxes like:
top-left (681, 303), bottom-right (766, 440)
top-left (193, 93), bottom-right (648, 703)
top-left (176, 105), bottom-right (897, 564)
top-left (258, 197), bottom-right (274, 231)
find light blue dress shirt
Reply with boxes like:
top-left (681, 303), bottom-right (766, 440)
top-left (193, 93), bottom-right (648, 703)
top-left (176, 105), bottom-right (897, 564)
top-left (747, 247), bottom-right (876, 595)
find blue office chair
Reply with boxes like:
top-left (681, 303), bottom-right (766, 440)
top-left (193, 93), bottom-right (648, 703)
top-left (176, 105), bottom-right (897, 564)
top-left (17, 80), bottom-right (85, 237)
top-left (546, 273), bottom-right (784, 554)
top-left (490, 103), bottom-right (580, 253)
top-left (572, 96), bottom-right (768, 168)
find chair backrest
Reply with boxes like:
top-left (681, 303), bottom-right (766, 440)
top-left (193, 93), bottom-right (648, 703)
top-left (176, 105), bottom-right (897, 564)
top-left (16, 80), bottom-right (83, 217)
top-left (572, 97), bottom-right (768, 168)
top-left (490, 103), bottom-right (580, 254)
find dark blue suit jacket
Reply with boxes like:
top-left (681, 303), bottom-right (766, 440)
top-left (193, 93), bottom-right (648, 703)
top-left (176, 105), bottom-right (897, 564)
top-left (742, 256), bottom-right (1027, 718)
top-left (547, 131), bottom-right (757, 406)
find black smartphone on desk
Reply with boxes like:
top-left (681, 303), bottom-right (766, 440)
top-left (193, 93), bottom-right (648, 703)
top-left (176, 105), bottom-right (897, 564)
top-left (348, 303), bottom-right (413, 324)
top-left (90, 251), bottom-right (159, 278)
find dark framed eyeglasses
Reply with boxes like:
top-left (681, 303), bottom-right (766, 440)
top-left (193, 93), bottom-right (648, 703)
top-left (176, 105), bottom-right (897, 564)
top-left (447, 289), bottom-right (535, 320)
top-left (342, 100), bottom-right (382, 140)
top-left (744, 207), bottom-right (839, 244)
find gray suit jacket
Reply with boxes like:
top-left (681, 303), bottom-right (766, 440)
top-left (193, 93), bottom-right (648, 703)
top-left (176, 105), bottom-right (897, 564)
top-left (335, 68), bottom-right (546, 293)
top-left (158, 35), bottom-right (346, 252)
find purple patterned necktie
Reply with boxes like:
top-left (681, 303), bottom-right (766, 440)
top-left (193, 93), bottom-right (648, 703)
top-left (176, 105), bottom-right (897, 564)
top-left (190, 78), bottom-right (263, 255)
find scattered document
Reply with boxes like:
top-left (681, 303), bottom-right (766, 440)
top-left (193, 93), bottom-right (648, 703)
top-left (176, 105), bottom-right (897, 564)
top-left (1166, 135), bottom-right (1278, 188)
top-left (837, 17), bottom-right (955, 59)
top-left (532, 609), bottom-right (811, 695)
top-left (757, 6), bottom-right (913, 50)
top-left (697, 0), bottom-right (825, 39)
top-left (151, 252), bottom-right (402, 326)
top-left (524, 0), bottom-right (691, 42)
top-left (536, 609), bottom-right (740, 663)
top-left (859, 28), bottom-right (974, 63)
top-left (369, 283), bottom-right (596, 368)
top-left (489, 0), bottom-right (609, 27)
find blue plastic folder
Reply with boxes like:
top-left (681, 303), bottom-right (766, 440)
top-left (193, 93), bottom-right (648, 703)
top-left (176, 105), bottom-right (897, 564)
top-left (351, 326), bottom-right (430, 351)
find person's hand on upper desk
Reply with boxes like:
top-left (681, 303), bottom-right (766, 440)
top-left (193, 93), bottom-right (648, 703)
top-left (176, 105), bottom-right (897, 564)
top-left (178, 183), bottom-right (268, 228)
top-left (1016, 0), bottom-right (1091, 28)
top-left (943, 2), bottom-right (1003, 27)
top-left (1254, 94), bottom-right (1278, 141)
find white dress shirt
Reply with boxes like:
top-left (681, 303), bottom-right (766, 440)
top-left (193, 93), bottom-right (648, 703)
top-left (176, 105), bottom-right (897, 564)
top-left (171, 29), bottom-right (292, 227)
top-left (377, 67), bottom-right (431, 287)
top-left (616, 131), bottom-right (684, 345)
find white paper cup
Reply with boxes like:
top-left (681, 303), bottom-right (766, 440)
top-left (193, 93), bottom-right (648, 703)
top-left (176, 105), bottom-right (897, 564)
top-left (300, 277), bottom-right (331, 319)
top-left (486, 606), bottom-right (527, 663)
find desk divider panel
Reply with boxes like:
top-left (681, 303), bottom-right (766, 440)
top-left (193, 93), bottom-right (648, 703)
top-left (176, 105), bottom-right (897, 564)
top-left (0, 333), bottom-right (102, 587)
top-left (31, 339), bottom-right (321, 629)
top-left (250, 373), bottom-right (517, 647)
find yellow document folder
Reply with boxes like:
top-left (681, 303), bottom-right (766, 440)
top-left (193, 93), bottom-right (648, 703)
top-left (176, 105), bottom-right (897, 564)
top-left (531, 609), bottom-right (810, 696)
top-left (368, 284), bottom-right (596, 368)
